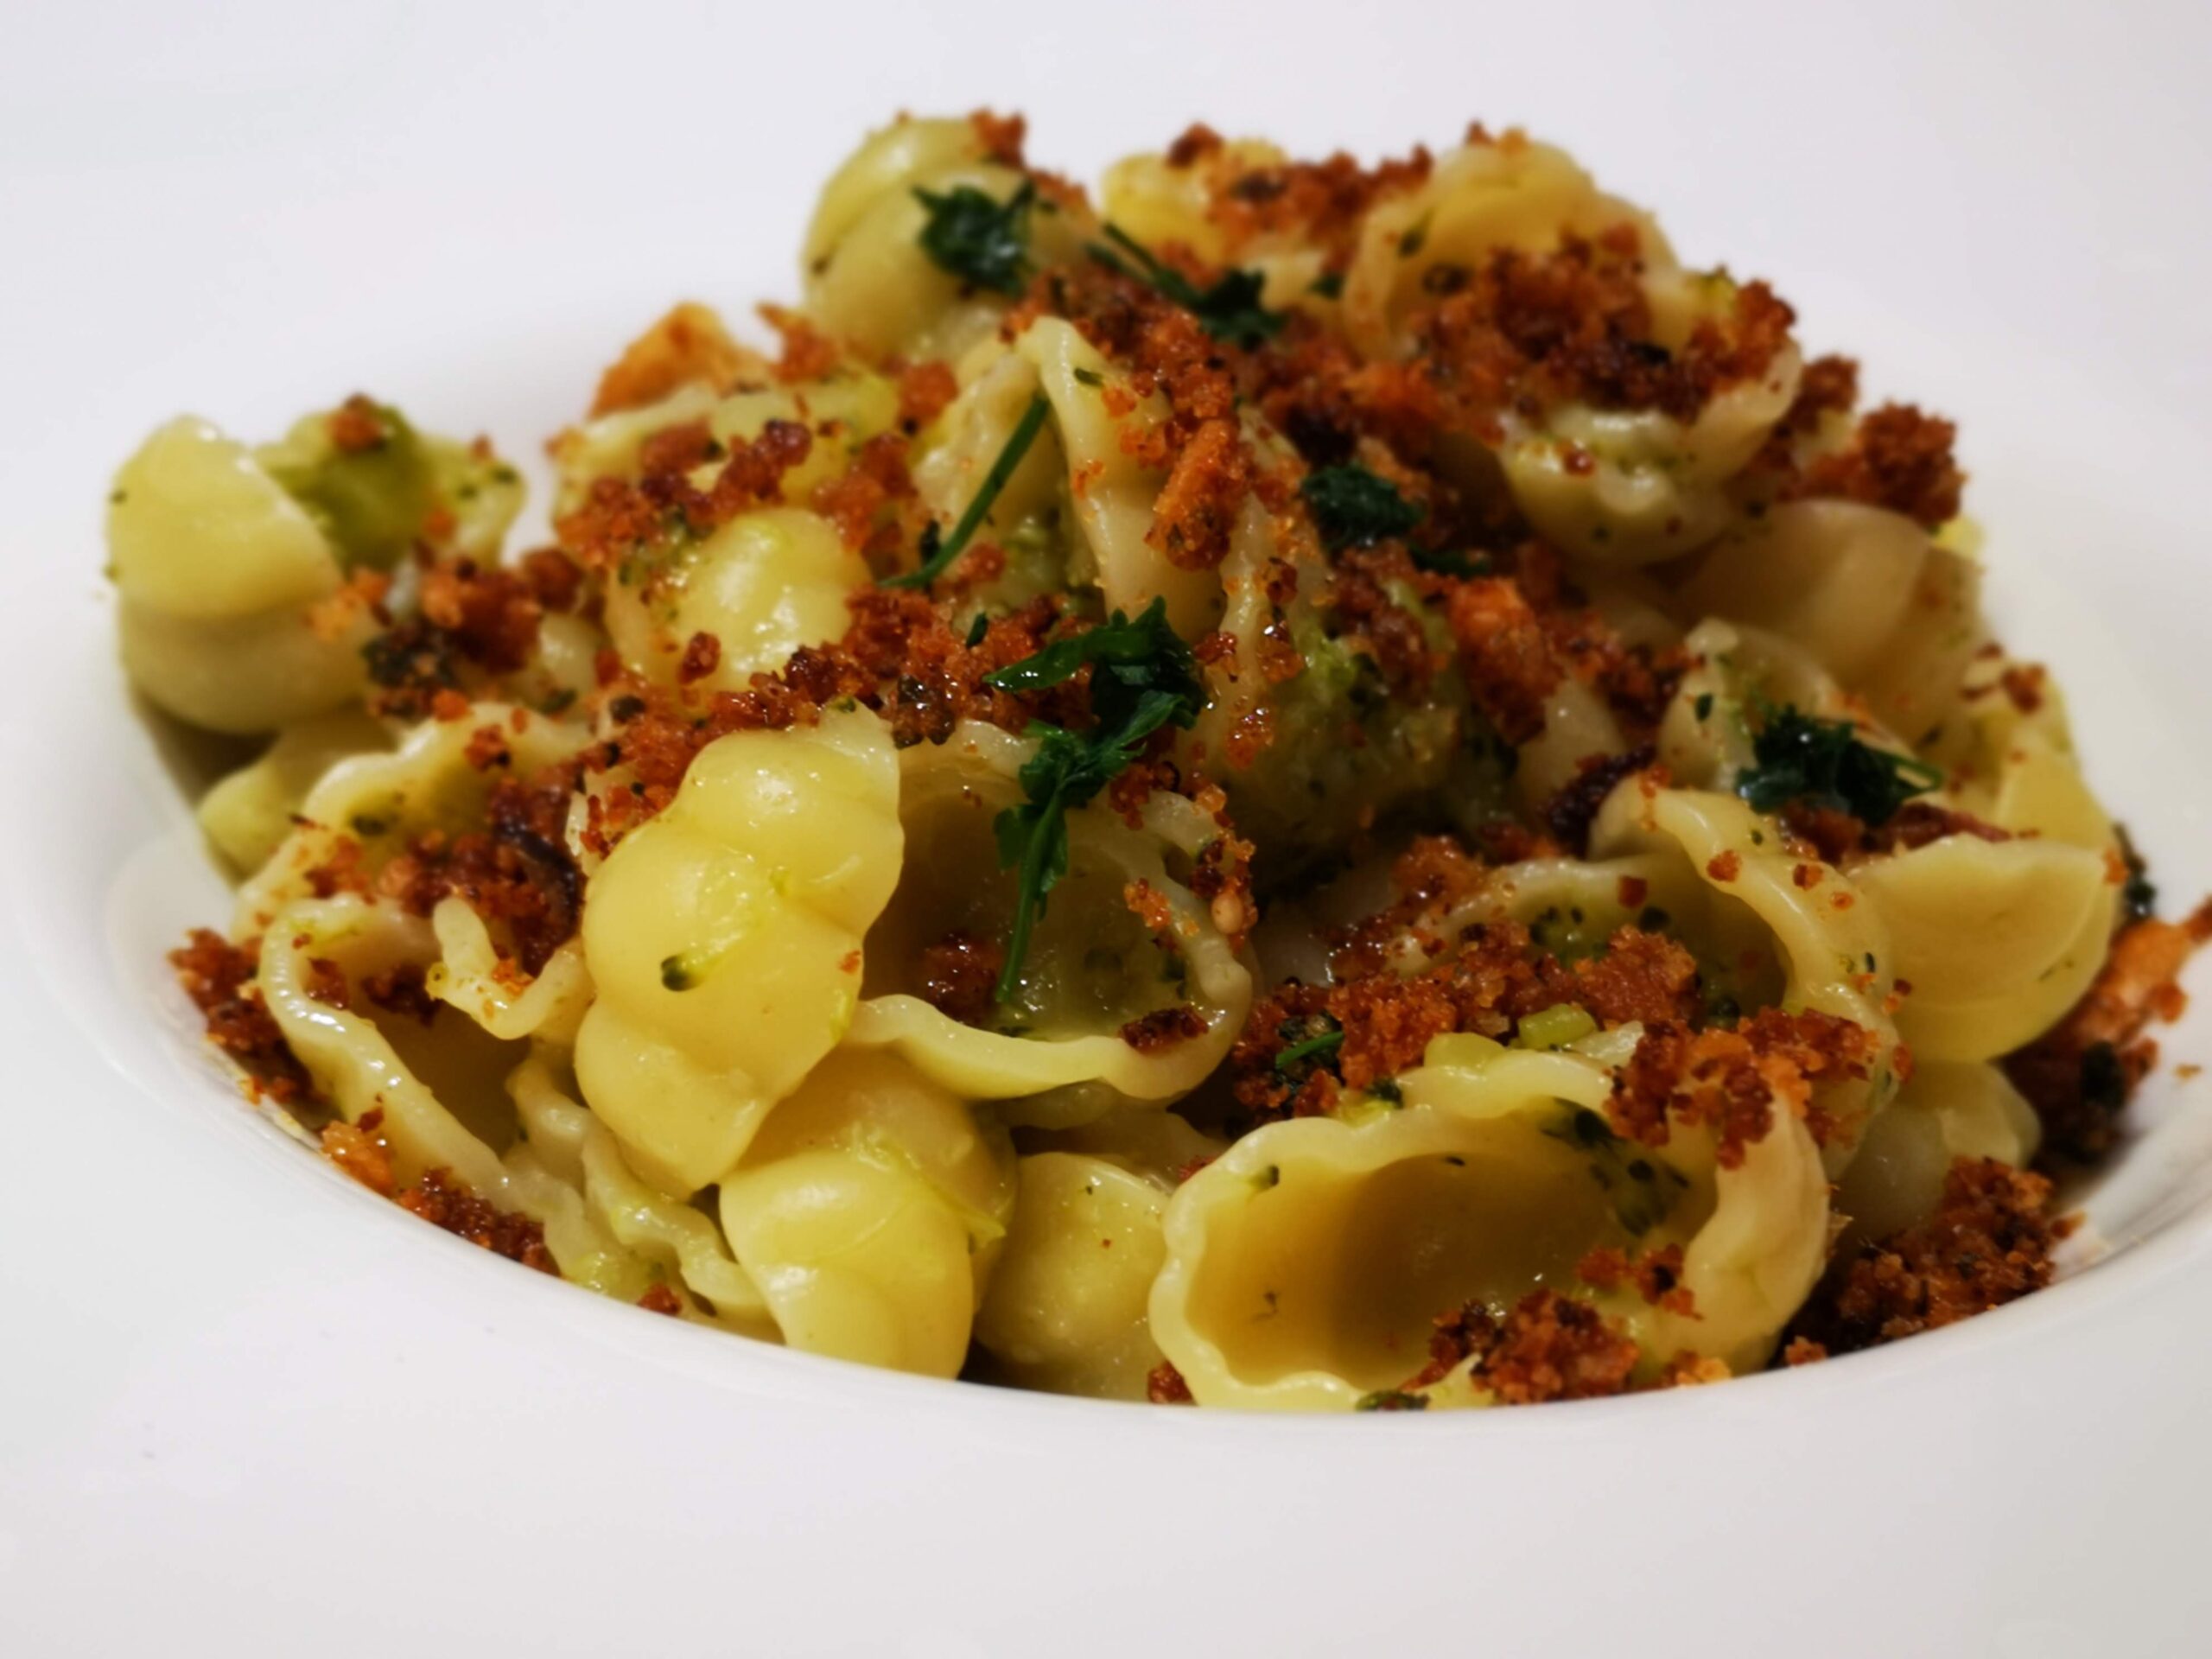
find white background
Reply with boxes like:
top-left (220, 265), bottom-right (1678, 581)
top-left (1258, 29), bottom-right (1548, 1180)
top-left (4, 3), bottom-right (2212, 1655)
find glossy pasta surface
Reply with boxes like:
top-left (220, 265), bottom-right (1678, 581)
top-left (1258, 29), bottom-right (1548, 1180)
top-left (130, 114), bottom-right (2199, 1410)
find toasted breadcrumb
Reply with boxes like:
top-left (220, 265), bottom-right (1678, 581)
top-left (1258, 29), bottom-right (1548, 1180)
top-left (170, 930), bottom-right (313, 1105)
top-left (1792, 404), bottom-right (1965, 528)
top-left (1122, 1006), bottom-right (1207, 1053)
top-left (589, 302), bottom-right (762, 417)
top-left (2005, 908), bottom-right (2212, 1161)
top-left (1611, 1009), bottom-right (1878, 1166)
top-left (916, 931), bottom-right (1005, 1027)
top-left (1784, 1158), bottom-right (2057, 1354)
top-left (1404, 1291), bottom-right (1641, 1404)
top-left (1230, 919), bottom-right (1704, 1125)
top-left (397, 1169), bottom-right (556, 1274)
top-left (320, 1119), bottom-right (393, 1195)
top-left (1146, 1361), bottom-right (1196, 1404)
top-left (638, 1283), bottom-right (685, 1317)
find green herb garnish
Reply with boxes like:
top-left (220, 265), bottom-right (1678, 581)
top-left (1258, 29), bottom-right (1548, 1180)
top-left (1307, 270), bottom-right (1346, 300)
top-left (979, 596), bottom-right (1205, 1001)
top-left (882, 393), bottom-right (1052, 590)
top-left (1737, 703), bottom-right (1942, 825)
top-left (1088, 224), bottom-right (1283, 348)
top-left (1274, 1027), bottom-right (1345, 1076)
top-left (913, 180), bottom-right (1034, 296)
top-left (1300, 465), bottom-right (1424, 552)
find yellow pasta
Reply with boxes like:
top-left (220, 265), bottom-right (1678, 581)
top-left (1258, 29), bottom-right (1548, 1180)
top-left (574, 708), bottom-right (902, 1192)
top-left (721, 1048), bottom-right (1014, 1376)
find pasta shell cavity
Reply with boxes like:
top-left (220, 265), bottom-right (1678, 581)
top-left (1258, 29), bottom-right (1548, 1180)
top-left (845, 721), bottom-right (1255, 1127)
top-left (1150, 1044), bottom-right (1827, 1410)
top-left (573, 708), bottom-right (904, 1194)
top-left (1400, 778), bottom-right (1892, 1114)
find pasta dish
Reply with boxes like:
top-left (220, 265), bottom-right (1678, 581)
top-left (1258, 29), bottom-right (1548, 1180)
top-left (115, 114), bottom-right (2203, 1408)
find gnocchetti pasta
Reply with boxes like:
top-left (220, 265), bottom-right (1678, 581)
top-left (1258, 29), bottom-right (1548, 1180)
top-left (127, 111), bottom-right (2206, 1410)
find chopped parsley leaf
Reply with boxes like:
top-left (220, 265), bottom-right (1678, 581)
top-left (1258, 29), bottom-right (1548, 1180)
top-left (882, 393), bottom-right (1052, 590)
top-left (912, 180), bottom-right (1035, 296)
top-left (1300, 465), bottom-right (1424, 552)
top-left (980, 597), bottom-right (1205, 1001)
top-left (1274, 1027), bottom-right (1345, 1076)
top-left (1737, 703), bottom-right (1942, 825)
